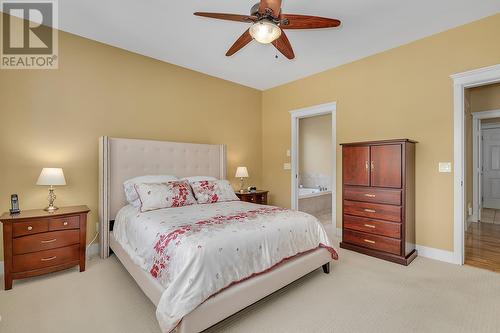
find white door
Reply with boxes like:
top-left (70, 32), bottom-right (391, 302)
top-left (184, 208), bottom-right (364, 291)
top-left (482, 127), bottom-right (500, 209)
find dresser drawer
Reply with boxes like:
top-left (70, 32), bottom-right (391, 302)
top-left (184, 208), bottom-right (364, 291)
top-left (344, 215), bottom-right (401, 238)
top-left (13, 219), bottom-right (49, 237)
top-left (344, 200), bottom-right (402, 222)
top-left (343, 229), bottom-right (401, 255)
top-left (49, 215), bottom-right (80, 231)
top-left (344, 186), bottom-right (401, 205)
top-left (12, 244), bottom-right (80, 272)
top-left (13, 230), bottom-right (80, 255)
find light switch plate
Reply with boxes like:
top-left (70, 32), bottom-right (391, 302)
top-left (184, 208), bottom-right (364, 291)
top-left (283, 163), bottom-right (291, 170)
top-left (439, 162), bottom-right (452, 173)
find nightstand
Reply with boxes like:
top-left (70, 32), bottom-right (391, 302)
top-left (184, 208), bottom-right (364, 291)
top-left (235, 190), bottom-right (269, 205)
top-left (0, 205), bottom-right (90, 290)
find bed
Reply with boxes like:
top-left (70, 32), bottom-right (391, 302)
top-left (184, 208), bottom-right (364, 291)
top-left (98, 137), bottom-right (337, 333)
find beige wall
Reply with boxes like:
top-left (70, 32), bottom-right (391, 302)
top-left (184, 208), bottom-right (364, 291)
top-left (0, 15), bottom-right (262, 260)
top-left (470, 82), bottom-right (500, 112)
top-left (299, 114), bottom-right (332, 187)
top-left (481, 117), bottom-right (500, 124)
top-left (464, 83), bottom-right (500, 216)
top-left (262, 14), bottom-right (500, 252)
top-left (1, 13), bottom-right (499, 261)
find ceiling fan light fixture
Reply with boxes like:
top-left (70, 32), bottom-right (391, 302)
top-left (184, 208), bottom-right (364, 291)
top-left (249, 20), bottom-right (281, 44)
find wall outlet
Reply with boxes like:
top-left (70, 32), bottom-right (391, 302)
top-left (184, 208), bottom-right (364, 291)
top-left (283, 163), bottom-right (291, 170)
top-left (438, 162), bottom-right (452, 173)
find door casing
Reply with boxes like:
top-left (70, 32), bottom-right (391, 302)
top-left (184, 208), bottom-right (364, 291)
top-left (289, 102), bottom-right (337, 227)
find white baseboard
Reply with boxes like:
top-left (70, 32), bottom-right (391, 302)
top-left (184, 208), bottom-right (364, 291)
top-left (0, 244), bottom-right (100, 276)
top-left (415, 244), bottom-right (456, 264)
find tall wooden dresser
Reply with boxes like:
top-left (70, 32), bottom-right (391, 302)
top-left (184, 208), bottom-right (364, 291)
top-left (340, 139), bottom-right (417, 265)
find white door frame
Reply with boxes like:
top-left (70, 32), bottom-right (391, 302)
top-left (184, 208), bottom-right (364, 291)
top-left (289, 102), bottom-right (337, 225)
top-left (451, 64), bottom-right (500, 265)
top-left (472, 109), bottom-right (500, 222)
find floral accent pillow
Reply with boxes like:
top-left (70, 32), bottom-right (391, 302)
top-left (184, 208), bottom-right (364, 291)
top-left (134, 181), bottom-right (197, 212)
top-left (190, 180), bottom-right (239, 204)
top-left (123, 175), bottom-right (178, 208)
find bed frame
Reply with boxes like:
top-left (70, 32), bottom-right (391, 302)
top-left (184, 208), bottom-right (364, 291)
top-left (98, 137), bottom-right (332, 332)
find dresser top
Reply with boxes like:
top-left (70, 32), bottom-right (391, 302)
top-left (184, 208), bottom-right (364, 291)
top-left (340, 138), bottom-right (418, 146)
top-left (0, 205), bottom-right (90, 221)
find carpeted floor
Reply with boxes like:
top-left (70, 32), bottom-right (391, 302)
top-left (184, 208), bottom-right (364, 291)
top-left (1, 235), bottom-right (500, 333)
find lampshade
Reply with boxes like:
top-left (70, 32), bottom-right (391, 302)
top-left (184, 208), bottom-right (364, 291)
top-left (249, 20), bottom-right (281, 44)
top-left (36, 168), bottom-right (66, 186)
top-left (235, 167), bottom-right (249, 178)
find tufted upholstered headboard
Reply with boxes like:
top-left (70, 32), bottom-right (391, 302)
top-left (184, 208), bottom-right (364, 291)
top-left (98, 137), bottom-right (226, 258)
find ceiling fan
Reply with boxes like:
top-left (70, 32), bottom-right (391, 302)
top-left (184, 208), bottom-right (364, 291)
top-left (194, 0), bottom-right (341, 59)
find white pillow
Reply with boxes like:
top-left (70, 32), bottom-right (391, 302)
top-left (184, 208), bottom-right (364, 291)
top-left (190, 180), bottom-right (239, 204)
top-left (182, 176), bottom-right (218, 183)
top-left (134, 180), bottom-right (197, 212)
top-left (123, 175), bottom-right (178, 207)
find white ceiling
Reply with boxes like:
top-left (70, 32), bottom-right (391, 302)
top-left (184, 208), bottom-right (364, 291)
top-left (28, 1), bottom-right (500, 89)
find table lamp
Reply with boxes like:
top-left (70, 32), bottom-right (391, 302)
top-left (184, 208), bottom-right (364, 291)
top-left (36, 168), bottom-right (66, 211)
top-left (235, 166), bottom-right (249, 193)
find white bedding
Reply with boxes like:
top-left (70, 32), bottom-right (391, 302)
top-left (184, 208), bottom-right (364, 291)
top-left (114, 201), bottom-right (337, 333)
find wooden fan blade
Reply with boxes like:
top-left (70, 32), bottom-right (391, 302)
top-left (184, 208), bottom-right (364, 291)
top-left (281, 14), bottom-right (341, 29)
top-left (226, 29), bottom-right (253, 56)
top-left (272, 30), bottom-right (294, 59)
top-left (258, 0), bottom-right (282, 17)
top-left (194, 12), bottom-right (255, 23)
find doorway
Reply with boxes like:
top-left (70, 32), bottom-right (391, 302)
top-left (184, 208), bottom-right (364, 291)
top-left (452, 64), bottom-right (500, 266)
top-left (463, 82), bottom-right (500, 272)
top-left (290, 102), bottom-right (336, 227)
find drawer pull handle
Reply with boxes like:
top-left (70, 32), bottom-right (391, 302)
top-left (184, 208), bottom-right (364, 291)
top-left (364, 209), bottom-right (376, 213)
top-left (41, 256), bottom-right (57, 262)
top-left (364, 224), bottom-right (376, 228)
top-left (364, 239), bottom-right (376, 244)
top-left (365, 161), bottom-right (369, 170)
top-left (63, 221), bottom-right (68, 226)
top-left (41, 239), bottom-right (57, 244)
top-left (364, 194), bottom-right (376, 198)
top-left (371, 161), bottom-right (374, 170)
top-left (27, 226), bottom-right (33, 231)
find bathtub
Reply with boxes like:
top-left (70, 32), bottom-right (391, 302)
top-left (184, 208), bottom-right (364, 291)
top-left (298, 188), bottom-right (331, 199)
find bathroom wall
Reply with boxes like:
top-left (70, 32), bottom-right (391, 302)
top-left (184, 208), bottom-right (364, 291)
top-left (298, 114), bottom-right (332, 189)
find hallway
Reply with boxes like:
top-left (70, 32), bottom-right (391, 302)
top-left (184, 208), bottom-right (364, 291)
top-left (465, 217), bottom-right (500, 272)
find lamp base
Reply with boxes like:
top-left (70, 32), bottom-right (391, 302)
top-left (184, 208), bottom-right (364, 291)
top-left (44, 186), bottom-right (58, 212)
top-left (44, 205), bottom-right (58, 212)
top-left (239, 177), bottom-right (245, 193)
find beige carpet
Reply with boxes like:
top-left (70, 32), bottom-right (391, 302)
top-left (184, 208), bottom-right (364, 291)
top-left (1, 237), bottom-right (500, 333)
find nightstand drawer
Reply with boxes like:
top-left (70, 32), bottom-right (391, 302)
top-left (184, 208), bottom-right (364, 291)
top-left (13, 219), bottom-right (49, 237)
top-left (49, 215), bottom-right (80, 231)
top-left (12, 244), bottom-right (80, 272)
top-left (235, 191), bottom-right (268, 205)
top-left (13, 230), bottom-right (80, 255)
